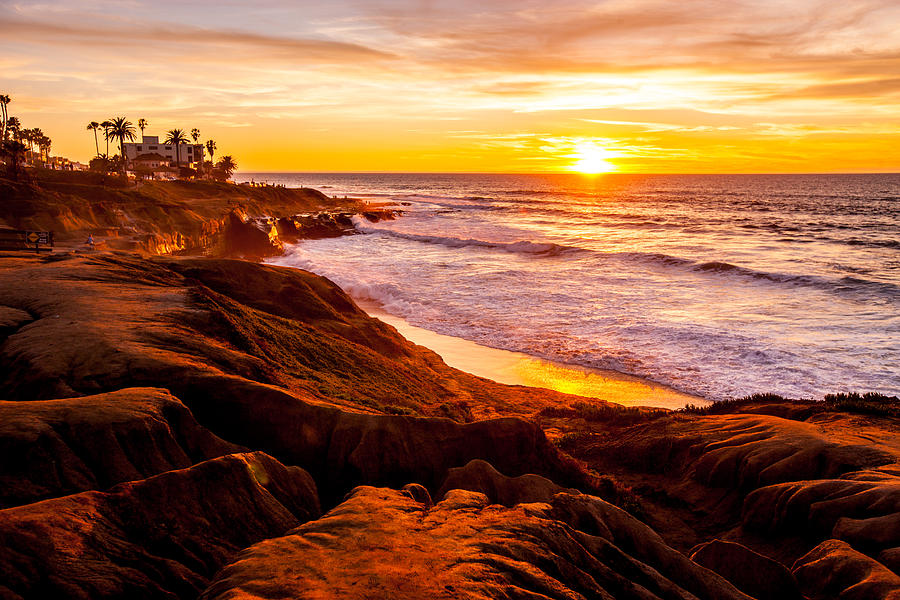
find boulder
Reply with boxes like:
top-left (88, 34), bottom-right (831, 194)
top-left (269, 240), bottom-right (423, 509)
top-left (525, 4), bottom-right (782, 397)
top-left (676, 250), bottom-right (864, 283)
top-left (201, 486), bottom-right (753, 600)
top-left (0, 452), bottom-right (320, 600)
top-left (690, 539), bottom-right (802, 600)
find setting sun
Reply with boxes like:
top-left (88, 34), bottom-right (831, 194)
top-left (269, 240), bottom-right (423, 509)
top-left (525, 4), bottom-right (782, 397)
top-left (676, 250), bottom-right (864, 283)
top-left (570, 142), bottom-right (620, 174)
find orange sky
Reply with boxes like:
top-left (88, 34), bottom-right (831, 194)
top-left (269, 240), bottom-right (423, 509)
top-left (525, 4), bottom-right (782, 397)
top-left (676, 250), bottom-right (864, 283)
top-left (2, 0), bottom-right (899, 173)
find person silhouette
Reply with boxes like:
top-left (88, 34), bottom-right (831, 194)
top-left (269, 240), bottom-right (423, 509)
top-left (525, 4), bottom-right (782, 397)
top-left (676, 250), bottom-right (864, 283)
top-left (86, 234), bottom-right (94, 250)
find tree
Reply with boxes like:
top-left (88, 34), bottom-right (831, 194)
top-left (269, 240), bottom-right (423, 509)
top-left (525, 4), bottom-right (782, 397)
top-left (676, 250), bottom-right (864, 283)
top-left (0, 94), bottom-right (10, 141)
top-left (216, 155), bottom-right (237, 181)
top-left (105, 117), bottom-right (137, 174)
top-left (87, 121), bottom-right (100, 157)
top-left (164, 128), bottom-right (189, 169)
top-left (191, 128), bottom-right (200, 144)
top-left (205, 139), bottom-right (216, 162)
top-left (204, 139), bottom-right (216, 178)
top-left (27, 128), bottom-right (43, 164)
top-left (1, 140), bottom-right (26, 181)
top-left (38, 134), bottom-right (51, 166)
top-left (100, 120), bottom-right (113, 157)
top-left (6, 117), bottom-right (20, 143)
top-left (138, 118), bottom-right (148, 141)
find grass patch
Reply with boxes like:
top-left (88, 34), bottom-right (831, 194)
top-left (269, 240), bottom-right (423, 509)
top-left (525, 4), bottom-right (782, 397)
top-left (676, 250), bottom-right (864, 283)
top-left (824, 392), bottom-right (900, 417)
top-left (678, 393), bottom-right (792, 415)
top-left (540, 401), bottom-right (667, 426)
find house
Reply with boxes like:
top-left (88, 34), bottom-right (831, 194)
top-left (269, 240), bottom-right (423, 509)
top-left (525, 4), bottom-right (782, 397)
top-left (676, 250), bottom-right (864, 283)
top-left (131, 152), bottom-right (170, 169)
top-left (122, 135), bottom-right (204, 169)
top-left (128, 152), bottom-right (180, 180)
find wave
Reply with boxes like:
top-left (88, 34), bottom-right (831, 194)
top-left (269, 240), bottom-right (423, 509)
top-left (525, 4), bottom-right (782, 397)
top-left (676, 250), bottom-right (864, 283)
top-left (600, 252), bottom-right (900, 300)
top-left (844, 238), bottom-right (900, 249)
top-left (351, 220), bottom-right (588, 257)
top-left (690, 261), bottom-right (900, 299)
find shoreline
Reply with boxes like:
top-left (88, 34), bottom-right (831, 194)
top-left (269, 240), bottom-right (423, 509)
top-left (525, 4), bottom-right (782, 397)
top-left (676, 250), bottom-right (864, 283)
top-left (360, 301), bottom-right (706, 410)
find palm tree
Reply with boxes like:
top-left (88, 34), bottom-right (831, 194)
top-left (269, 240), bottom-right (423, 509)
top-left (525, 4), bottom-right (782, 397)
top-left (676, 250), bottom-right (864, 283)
top-left (204, 139), bottom-right (216, 178)
top-left (2, 140), bottom-right (26, 181)
top-left (0, 94), bottom-right (10, 141)
top-left (164, 128), bottom-right (189, 169)
top-left (39, 135), bottom-right (51, 166)
top-left (205, 139), bottom-right (216, 163)
top-left (105, 117), bottom-right (136, 173)
top-left (28, 128), bottom-right (43, 163)
top-left (191, 128), bottom-right (200, 144)
top-left (100, 120), bottom-right (112, 157)
top-left (87, 121), bottom-right (100, 157)
top-left (216, 155), bottom-right (237, 180)
top-left (6, 117), bottom-right (20, 143)
top-left (138, 118), bottom-right (148, 141)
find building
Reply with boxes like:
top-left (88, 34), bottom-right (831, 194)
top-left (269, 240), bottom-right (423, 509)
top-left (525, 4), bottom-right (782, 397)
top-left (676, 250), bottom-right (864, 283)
top-left (122, 135), bottom-right (204, 169)
top-left (129, 152), bottom-right (180, 180)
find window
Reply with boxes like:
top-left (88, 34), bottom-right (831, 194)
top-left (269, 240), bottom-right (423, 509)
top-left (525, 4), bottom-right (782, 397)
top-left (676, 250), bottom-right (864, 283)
top-left (136, 146), bottom-right (142, 151)
top-left (149, 146), bottom-right (158, 150)
top-left (165, 146), bottom-right (172, 150)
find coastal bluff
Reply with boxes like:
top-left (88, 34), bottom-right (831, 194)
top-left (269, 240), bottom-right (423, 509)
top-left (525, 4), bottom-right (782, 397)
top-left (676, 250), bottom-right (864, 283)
top-left (0, 179), bottom-right (898, 599)
top-left (0, 172), bottom-right (386, 258)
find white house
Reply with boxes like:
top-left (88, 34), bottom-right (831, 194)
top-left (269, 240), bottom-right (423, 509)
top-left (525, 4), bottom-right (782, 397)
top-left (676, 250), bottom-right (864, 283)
top-left (122, 135), bottom-right (204, 169)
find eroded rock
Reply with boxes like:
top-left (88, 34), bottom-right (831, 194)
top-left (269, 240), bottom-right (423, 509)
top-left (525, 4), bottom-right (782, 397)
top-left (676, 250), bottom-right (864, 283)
top-left (201, 486), bottom-right (752, 600)
top-left (792, 539), bottom-right (900, 600)
top-left (690, 539), bottom-right (802, 600)
top-left (0, 452), bottom-right (319, 600)
top-left (0, 387), bottom-right (239, 508)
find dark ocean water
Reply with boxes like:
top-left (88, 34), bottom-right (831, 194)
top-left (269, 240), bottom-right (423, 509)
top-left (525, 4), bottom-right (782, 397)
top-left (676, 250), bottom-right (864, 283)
top-left (240, 172), bottom-right (900, 400)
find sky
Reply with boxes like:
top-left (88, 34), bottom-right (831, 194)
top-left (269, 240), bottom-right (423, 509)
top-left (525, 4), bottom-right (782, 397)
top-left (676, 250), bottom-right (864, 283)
top-left (2, 0), bottom-right (900, 173)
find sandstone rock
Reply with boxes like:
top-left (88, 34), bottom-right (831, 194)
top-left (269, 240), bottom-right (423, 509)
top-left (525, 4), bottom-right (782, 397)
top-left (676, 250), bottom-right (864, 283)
top-left (0, 305), bottom-right (32, 337)
top-left (223, 210), bottom-right (283, 259)
top-left (176, 373), bottom-right (596, 505)
top-left (0, 387), bottom-right (239, 508)
top-left (742, 477), bottom-right (900, 553)
top-left (792, 539), bottom-right (900, 600)
top-left (437, 458), bottom-right (579, 506)
top-left (690, 539), bottom-right (801, 600)
top-left (881, 547), bottom-right (900, 575)
top-left (201, 486), bottom-right (752, 600)
top-left (0, 452), bottom-right (319, 599)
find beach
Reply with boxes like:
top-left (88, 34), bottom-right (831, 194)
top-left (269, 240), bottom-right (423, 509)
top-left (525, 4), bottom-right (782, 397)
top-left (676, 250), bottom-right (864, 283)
top-left (364, 302), bottom-right (704, 409)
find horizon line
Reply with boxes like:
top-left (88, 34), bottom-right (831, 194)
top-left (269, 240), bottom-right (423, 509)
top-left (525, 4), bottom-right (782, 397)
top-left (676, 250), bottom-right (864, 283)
top-left (235, 170), bottom-right (900, 176)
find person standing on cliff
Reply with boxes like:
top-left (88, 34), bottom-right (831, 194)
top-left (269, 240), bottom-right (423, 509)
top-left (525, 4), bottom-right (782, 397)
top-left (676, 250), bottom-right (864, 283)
top-left (86, 234), bottom-right (94, 250)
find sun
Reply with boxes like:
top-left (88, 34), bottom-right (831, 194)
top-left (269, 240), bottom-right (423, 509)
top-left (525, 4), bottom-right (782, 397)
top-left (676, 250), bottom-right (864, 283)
top-left (570, 142), bottom-right (620, 174)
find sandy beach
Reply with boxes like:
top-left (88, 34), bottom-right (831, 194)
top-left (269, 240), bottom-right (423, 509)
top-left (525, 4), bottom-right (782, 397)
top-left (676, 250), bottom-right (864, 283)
top-left (364, 302), bottom-right (705, 410)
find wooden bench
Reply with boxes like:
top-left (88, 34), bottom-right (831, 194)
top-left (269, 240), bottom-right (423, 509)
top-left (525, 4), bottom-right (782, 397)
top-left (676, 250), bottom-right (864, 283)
top-left (0, 229), bottom-right (54, 252)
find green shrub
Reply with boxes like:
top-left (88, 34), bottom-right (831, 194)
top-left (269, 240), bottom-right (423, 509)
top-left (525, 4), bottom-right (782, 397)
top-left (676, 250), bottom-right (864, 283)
top-left (824, 392), bottom-right (899, 417)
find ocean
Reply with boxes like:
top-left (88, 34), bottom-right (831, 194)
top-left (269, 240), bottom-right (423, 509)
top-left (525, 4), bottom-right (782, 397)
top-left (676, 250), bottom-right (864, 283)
top-left (240, 172), bottom-right (900, 401)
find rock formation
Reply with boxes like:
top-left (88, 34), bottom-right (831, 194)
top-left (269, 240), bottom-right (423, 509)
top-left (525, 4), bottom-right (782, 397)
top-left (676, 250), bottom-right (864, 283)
top-left (201, 486), bottom-right (754, 600)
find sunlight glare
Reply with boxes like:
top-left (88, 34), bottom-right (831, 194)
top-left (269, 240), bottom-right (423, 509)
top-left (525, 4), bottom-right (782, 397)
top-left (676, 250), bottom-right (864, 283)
top-left (570, 142), bottom-right (620, 174)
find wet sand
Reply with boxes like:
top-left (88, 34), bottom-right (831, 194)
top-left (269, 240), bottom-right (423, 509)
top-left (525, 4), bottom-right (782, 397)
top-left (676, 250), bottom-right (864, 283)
top-left (364, 304), bottom-right (708, 410)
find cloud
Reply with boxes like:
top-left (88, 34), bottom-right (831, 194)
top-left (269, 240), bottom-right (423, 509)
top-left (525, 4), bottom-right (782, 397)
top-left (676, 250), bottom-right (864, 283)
top-left (0, 16), bottom-right (395, 63)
